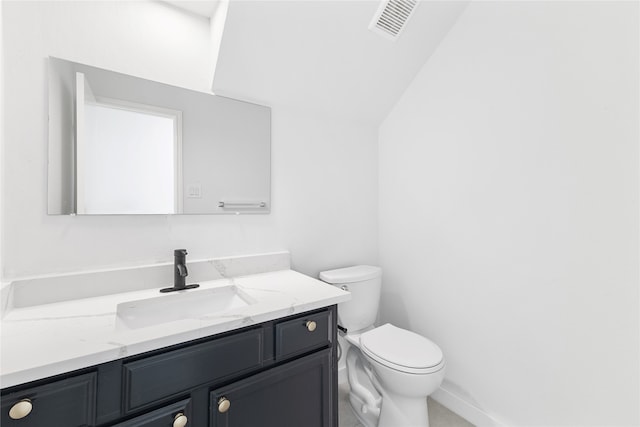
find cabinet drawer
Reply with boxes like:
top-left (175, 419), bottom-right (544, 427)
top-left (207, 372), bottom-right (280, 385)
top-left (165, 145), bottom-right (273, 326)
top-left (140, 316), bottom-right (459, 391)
top-left (123, 328), bottom-right (264, 413)
top-left (0, 372), bottom-right (97, 427)
top-left (113, 398), bottom-right (191, 427)
top-left (275, 310), bottom-right (331, 360)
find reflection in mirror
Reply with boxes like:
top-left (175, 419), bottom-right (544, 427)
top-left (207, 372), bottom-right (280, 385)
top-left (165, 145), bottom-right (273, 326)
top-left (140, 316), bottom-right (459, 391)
top-left (48, 57), bottom-right (271, 215)
top-left (77, 72), bottom-right (182, 214)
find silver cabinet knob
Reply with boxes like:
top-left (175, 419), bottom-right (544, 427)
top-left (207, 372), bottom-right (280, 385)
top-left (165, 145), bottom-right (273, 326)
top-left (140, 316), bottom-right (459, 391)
top-left (306, 320), bottom-right (317, 332)
top-left (9, 399), bottom-right (32, 420)
top-left (173, 413), bottom-right (188, 427)
top-left (218, 397), bottom-right (231, 413)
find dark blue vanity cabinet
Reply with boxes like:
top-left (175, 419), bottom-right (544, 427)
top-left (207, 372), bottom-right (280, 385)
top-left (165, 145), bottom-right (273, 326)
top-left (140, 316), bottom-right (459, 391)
top-left (1, 306), bottom-right (338, 427)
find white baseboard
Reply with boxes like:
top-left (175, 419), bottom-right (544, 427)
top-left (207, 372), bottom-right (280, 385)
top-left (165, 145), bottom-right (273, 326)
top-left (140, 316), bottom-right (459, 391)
top-left (431, 386), bottom-right (505, 427)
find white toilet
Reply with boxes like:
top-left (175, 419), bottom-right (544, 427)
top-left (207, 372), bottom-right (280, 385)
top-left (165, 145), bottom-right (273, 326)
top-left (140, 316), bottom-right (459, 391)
top-left (319, 265), bottom-right (445, 427)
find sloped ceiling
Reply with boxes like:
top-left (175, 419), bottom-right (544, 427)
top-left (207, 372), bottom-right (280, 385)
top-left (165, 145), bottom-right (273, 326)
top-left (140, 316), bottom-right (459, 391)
top-left (213, 0), bottom-right (469, 124)
top-left (163, 0), bottom-right (220, 17)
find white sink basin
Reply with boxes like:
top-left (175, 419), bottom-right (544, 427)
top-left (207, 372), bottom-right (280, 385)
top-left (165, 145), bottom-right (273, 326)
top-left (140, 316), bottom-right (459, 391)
top-left (116, 285), bottom-right (254, 329)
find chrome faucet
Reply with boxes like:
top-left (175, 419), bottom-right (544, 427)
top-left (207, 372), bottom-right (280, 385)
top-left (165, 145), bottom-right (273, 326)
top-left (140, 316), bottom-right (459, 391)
top-left (160, 249), bottom-right (200, 293)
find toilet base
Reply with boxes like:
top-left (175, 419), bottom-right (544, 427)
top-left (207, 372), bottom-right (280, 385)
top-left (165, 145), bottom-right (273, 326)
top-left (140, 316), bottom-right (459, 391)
top-left (349, 390), bottom-right (432, 427)
top-left (345, 347), bottom-right (380, 427)
top-left (377, 394), bottom-right (430, 427)
top-left (348, 392), bottom-right (379, 427)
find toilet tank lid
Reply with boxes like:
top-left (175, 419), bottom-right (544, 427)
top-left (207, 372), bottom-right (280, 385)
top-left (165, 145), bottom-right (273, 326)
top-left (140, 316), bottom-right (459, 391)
top-left (319, 265), bottom-right (381, 284)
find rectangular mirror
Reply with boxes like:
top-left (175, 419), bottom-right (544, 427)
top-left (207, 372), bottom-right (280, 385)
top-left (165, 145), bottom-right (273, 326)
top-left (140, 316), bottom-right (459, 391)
top-left (48, 57), bottom-right (271, 215)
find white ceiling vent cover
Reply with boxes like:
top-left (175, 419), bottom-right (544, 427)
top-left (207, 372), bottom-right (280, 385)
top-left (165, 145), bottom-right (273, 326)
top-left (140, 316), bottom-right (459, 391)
top-left (369, 0), bottom-right (418, 41)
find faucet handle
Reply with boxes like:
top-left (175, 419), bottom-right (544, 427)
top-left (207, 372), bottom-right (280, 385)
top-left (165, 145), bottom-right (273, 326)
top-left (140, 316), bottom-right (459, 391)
top-left (175, 249), bottom-right (188, 257)
top-left (177, 264), bottom-right (188, 277)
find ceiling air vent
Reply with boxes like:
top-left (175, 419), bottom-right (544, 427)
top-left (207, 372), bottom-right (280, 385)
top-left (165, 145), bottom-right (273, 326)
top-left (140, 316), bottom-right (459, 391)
top-left (369, 0), bottom-right (418, 41)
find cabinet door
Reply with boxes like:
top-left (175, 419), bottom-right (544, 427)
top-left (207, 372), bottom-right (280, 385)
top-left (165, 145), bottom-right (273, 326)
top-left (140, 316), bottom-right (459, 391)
top-left (112, 398), bottom-right (191, 427)
top-left (0, 372), bottom-right (97, 427)
top-left (210, 350), bottom-right (333, 427)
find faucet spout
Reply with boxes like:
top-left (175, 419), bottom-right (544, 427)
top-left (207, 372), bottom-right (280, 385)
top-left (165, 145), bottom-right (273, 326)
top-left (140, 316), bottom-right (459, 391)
top-left (160, 249), bottom-right (200, 293)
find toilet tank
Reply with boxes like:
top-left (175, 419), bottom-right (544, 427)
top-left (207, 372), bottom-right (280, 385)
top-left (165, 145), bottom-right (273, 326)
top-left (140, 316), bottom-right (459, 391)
top-left (319, 265), bottom-right (382, 333)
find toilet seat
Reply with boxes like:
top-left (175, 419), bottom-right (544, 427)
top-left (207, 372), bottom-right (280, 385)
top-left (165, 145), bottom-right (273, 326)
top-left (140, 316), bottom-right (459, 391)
top-left (359, 324), bottom-right (444, 374)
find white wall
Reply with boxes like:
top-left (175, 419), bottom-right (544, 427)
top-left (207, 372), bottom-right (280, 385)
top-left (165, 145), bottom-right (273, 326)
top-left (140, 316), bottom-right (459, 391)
top-left (379, 1), bottom-right (639, 426)
top-left (1, 0), bottom-right (378, 279)
top-left (271, 105), bottom-right (378, 276)
top-left (0, 0), bottom-right (5, 291)
top-left (209, 0), bottom-right (229, 91)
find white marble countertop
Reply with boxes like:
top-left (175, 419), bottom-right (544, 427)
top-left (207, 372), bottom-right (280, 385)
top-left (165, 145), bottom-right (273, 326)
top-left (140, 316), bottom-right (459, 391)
top-left (0, 269), bottom-right (350, 389)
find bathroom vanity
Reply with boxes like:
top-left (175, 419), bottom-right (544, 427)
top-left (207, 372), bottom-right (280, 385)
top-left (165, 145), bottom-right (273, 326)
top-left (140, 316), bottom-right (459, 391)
top-left (0, 253), bottom-right (349, 427)
top-left (1, 306), bottom-right (336, 426)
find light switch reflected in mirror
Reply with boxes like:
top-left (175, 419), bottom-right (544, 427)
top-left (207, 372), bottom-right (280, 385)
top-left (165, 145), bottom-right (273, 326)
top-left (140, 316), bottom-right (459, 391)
top-left (48, 57), bottom-right (271, 215)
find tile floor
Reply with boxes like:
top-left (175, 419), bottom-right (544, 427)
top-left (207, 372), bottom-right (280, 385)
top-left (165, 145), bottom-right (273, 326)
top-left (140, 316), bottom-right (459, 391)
top-left (338, 382), bottom-right (475, 427)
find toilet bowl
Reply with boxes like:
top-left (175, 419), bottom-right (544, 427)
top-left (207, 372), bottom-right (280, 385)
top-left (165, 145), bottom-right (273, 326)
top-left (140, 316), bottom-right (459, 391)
top-left (344, 324), bottom-right (445, 427)
top-left (359, 324), bottom-right (445, 427)
top-left (319, 266), bottom-right (445, 427)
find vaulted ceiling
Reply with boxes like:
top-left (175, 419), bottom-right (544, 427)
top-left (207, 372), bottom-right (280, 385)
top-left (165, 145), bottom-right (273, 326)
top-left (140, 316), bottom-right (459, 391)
top-left (167, 1), bottom-right (469, 125)
top-left (164, 0), bottom-right (221, 18)
top-left (214, 1), bottom-right (468, 124)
